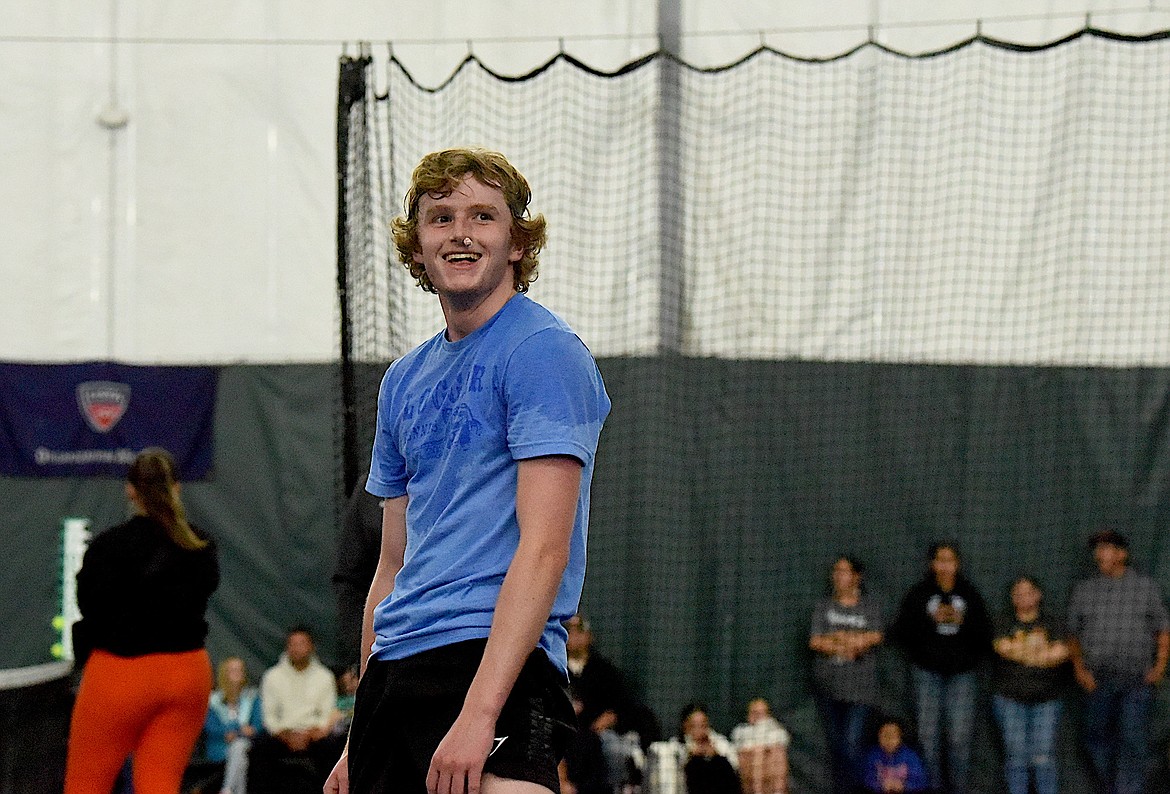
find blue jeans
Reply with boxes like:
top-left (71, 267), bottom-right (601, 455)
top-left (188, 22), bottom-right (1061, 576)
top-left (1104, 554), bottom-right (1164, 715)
top-left (1083, 673), bottom-right (1153, 794)
top-left (911, 667), bottom-right (976, 794)
top-left (816, 696), bottom-right (870, 794)
top-left (992, 694), bottom-right (1061, 794)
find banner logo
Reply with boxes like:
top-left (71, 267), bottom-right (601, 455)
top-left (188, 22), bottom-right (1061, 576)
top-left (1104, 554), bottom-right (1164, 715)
top-left (76, 381), bottom-right (131, 433)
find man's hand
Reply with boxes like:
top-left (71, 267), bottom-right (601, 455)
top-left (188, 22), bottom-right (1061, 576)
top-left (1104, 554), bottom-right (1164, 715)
top-left (1144, 663), bottom-right (1166, 685)
top-left (427, 709), bottom-right (496, 794)
top-left (279, 729), bottom-right (311, 752)
top-left (324, 750), bottom-right (349, 794)
top-left (591, 709), bottom-right (618, 734)
top-left (1074, 664), bottom-right (1097, 693)
top-left (690, 734), bottom-right (717, 758)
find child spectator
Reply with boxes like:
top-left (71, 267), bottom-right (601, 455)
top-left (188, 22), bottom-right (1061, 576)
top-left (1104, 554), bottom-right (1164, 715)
top-left (861, 719), bottom-right (929, 793)
top-left (332, 665), bottom-right (359, 737)
top-left (730, 697), bottom-right (789, 794)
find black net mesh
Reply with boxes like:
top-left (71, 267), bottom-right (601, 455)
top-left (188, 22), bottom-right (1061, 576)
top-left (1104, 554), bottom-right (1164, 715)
top-left (337, 30), bottom-right (1170, 792)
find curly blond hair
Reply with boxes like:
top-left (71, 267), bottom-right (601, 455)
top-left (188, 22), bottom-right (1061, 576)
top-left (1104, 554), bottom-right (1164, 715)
top-left (391, 148), bottom-right (547, 294)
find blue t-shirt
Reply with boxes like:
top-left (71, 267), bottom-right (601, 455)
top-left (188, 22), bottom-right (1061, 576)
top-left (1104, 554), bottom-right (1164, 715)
top-left (366, 294), bottom-right (610, 676)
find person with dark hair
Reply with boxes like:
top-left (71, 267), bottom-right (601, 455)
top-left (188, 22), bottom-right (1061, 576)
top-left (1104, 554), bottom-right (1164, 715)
top-left (325, 148), bottom-right (610, 794)
top-left (647, 704), bottom-right (739, 794)
top-left (860, 718), bottom-right (929, 793)
top-left (990, 576), bottom-right (1069, 794)
top-left (64, 447), bottom-right (220, 794)
top-left (889, 543), bottom-right (992, 794)
top-left (1068, 529), bottom-right (1169, 794)
top-left (809, 555), bottom-right (884, 793)
top-left (249, 626), bottom-right (341, 794)
top-left (564, 612), bottom-right (658, 790)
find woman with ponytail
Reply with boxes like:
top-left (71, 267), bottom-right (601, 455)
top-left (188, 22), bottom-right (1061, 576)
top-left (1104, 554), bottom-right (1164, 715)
top-left (66, 447), bottom-right (220, 794)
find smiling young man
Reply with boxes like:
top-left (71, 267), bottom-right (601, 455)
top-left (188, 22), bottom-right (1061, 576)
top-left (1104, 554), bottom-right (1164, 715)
top-left (325, 149), bottom-right (610, 794)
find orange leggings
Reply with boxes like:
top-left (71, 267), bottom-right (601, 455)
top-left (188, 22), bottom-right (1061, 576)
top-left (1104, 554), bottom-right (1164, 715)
top-left (65, 648), bottom-right (212, 794)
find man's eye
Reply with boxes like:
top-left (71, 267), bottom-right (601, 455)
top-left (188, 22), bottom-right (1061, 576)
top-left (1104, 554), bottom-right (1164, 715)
top-left (431, 214), bottom-right (452, 223)
top-left (476, 212), bottom-right (495, 221)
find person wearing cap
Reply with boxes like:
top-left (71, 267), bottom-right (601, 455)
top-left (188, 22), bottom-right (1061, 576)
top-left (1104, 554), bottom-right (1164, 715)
top-left (1067, 529), bottom-right (1170, 794)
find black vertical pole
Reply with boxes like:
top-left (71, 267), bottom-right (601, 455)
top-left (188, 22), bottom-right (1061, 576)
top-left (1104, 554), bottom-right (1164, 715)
top-left (336, 53), bottom-right (370, 500)
top-left (657, 1), bottom-right (684, 353)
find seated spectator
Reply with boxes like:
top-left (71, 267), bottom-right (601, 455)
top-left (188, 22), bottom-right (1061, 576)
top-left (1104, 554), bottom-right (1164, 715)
top-left (331, 664), bottom-right (359, 737)
top-left (567, 614), bottom-right (661, 747)
top-left (563, 693), bottom-right (613, 794)
top-left (566, 613), bottom-right (656, 792)
top-left (247, 626), bottom-right (342, 794)
top-left (203, 656), bottom-right (264, 794)
top-left (647, 703), bottom-right (739, 794)
top-left (861, 718), bottom-right (929, 793)
top-left (730, 698), bottom-right (790, 794)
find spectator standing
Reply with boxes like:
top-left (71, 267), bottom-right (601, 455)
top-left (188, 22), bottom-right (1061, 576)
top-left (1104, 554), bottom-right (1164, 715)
top-left (890, 543), bottom-right (992, 794)
top-left (809, 556), bottom-right (884, 793)
top-left (990, 576), bottom-right (1069, 794)
top-left (64, 448), bottom-right (219, 794)
top-left (1068, 529), bottom-right (1170, 794)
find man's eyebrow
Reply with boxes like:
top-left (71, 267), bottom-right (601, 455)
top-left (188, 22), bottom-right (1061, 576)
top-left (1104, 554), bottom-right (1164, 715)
top-left (422, 201), bottom-right (505, 217)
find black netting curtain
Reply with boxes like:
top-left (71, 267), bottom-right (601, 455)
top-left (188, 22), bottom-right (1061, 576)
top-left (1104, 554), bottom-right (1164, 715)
top-left (337, 30), bottom-right (1170, 791)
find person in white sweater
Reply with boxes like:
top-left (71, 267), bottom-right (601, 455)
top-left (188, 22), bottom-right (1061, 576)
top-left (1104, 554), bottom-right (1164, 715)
top-left (248, 626), bottom-right (341, 794)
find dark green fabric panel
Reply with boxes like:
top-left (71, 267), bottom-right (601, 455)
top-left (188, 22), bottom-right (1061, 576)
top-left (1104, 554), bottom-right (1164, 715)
top-left (2, 359), bottom-right (1168, 792)
top-left (584, 359), bottom-right (1170, 792)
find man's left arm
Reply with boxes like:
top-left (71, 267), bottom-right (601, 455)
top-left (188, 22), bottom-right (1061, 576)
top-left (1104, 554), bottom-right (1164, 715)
top-left (427, 454), bottom-right (582, 794)
top-left (1145, 583), bottom-right (1170, 685)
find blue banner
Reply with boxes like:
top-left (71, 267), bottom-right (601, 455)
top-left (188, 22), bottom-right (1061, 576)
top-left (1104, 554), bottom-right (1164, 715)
top-left (0, 363), bottom-right (217, 478)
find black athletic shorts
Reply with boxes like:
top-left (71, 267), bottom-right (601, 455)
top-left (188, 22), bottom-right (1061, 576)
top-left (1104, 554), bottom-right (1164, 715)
top-left (347, 638), bottom-right (575, 794)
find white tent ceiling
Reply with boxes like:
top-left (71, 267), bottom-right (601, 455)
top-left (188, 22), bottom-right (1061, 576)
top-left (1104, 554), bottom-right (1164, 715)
top-left (2, 0), bottom-right (1167, 363)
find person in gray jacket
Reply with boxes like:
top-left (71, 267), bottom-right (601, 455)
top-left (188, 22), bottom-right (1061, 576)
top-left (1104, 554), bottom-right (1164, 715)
top-left (1068, 529), bottom-right (1169, 794)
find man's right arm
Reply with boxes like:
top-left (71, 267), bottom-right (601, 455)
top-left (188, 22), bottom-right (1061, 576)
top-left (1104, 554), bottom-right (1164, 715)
top-left (359, 495), bottom-right (408, 677)
top-left (325, 494), bottom-right (408, 794)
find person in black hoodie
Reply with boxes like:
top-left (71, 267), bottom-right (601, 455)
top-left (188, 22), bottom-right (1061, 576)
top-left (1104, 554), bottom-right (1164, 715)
top-left (890, 543), bottom-right (991, 794)
top-left (64, 447), bottom-right (220, 794)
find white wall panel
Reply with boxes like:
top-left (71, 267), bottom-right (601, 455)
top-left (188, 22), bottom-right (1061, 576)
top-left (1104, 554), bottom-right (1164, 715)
top-left (1, 0), bottom-right (1166, 362)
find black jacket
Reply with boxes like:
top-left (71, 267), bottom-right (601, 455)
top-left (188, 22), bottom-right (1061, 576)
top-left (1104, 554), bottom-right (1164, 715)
top-left (890, 575), bottom-right (992, 674)
top-left (73, 515), bottom-right (219, 660)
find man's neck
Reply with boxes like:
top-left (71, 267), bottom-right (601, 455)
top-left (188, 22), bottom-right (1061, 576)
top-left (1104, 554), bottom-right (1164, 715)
top-left (441, 288), bottom-right (515, 342)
